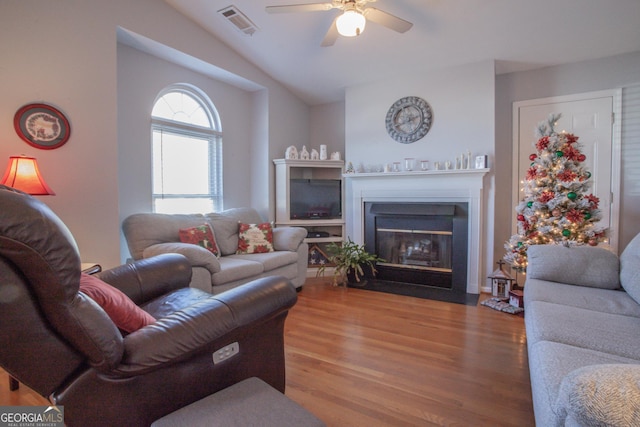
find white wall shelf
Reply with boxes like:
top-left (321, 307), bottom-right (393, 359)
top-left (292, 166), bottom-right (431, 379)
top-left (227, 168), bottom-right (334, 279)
top-left (274, 159), bottom-right (345, 277)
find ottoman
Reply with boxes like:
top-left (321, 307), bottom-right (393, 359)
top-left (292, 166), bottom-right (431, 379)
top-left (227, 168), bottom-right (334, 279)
top-left (151, 377), bottom-right (325, 427)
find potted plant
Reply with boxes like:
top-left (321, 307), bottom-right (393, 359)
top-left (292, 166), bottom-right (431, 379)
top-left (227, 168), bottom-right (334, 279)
top-left (317, 238), bottom-right (383, 286)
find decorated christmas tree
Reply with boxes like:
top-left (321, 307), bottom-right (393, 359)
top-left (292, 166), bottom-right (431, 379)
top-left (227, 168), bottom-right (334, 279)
top-left (504, 113), bottom-right (606, 271)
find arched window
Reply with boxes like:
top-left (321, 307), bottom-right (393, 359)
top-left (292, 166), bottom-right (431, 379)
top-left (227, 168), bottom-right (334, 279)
top-left (151, 84), bottom-right (222, 214)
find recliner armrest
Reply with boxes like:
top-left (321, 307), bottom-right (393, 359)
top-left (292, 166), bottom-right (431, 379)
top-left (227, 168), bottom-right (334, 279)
top-left (98, 253), bottom-right (192, 305)
top-left (115, 276), bottom-right (297, 375)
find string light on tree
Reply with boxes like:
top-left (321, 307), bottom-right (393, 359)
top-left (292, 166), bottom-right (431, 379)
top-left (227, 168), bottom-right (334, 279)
top-left (504, 113), bottom-right (606, 271)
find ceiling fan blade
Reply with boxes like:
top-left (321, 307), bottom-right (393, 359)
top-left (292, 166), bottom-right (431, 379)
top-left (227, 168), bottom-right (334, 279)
top-left (364, 7), bottom-right (413, 33)
top-left (321, 17), bottom-right (339, 47)
top-left (266, 3), bottom-right (335, 14)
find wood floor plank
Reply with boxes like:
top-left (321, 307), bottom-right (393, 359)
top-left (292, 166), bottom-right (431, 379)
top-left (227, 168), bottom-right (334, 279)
top-left (284, 278), bottom-right (535, 426)
top-left (0, 277), bottom-right (535, 426)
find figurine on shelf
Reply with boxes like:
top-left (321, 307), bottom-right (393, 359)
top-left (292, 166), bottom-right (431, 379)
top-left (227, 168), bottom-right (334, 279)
top-left (345, 161), bottom-right (355, 173)
top-left (310, 148), bottom-right (319, 160)
top-left (320, 144), bottom-right (328, 160)
top-left (330, 151), bottom-right (341, 160)
top-left (285, 146), bottom-right (298, 160)
top-left (300, 145), bottom-right (310, 160)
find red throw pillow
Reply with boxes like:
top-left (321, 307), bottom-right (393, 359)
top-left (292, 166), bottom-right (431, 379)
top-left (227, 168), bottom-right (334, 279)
top-left (179, 223), bottom-right (220, 257)
top-left (236, 222), bottom-right (275, 254)
top-left (79, 273), bottom-right (155, 333)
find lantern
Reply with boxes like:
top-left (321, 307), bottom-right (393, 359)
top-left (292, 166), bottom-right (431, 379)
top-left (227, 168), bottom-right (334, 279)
top-left (489, 260), bottom-right (516, 298)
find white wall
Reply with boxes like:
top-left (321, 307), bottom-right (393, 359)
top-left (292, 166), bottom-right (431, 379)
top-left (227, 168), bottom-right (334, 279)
top-left (344, 60), bottom-right (496, 285)
top-left (495, 51), bottom-right (640, 266)
top-left (117, 44), bottom-right (264, 259)
top-left (0, 0), bottom-right (309, 269)
top-left (310, 101), bottom-right (346, 158)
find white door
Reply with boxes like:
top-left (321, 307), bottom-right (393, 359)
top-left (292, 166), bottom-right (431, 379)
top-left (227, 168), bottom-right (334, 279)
top-left (512, 90), bottom-right (621, 252)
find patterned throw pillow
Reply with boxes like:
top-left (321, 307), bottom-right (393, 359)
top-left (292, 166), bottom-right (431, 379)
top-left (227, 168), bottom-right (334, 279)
top-left (179, 223), bottom-right (220, 257)
top-left (237, 222), bottom-right (275, 254)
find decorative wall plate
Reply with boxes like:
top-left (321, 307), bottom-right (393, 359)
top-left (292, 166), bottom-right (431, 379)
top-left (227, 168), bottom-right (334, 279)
top-left (385, 96), bottom-right (433, 144)
top-left (14, 103), bottom-right (71, 150)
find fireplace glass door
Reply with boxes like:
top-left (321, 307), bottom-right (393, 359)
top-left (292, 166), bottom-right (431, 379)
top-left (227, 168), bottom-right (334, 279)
top-left (377, 229), bottom-right (452, 272)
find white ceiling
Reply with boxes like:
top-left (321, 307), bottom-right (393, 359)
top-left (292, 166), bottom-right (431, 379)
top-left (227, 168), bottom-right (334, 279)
top-left (165, 0), bottom-right (640, 106)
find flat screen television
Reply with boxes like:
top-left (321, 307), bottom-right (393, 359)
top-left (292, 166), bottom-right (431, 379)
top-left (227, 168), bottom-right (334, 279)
top-left (290, 179), bottom-right (342, 220)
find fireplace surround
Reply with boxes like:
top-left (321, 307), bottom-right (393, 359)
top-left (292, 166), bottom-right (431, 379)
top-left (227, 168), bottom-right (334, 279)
top-left (364, 201), bottom-right (468, 298)
top-left (344, 168), bottom-right (489, 300)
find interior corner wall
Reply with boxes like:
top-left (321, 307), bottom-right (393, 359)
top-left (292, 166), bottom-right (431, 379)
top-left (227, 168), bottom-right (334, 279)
top-left (310, 101), bottom-right (346, 158)
top-left (117, 44), bottom-right (257, 260)
top-left (344, 60), bottom-right (496, 287)
top-left (495, 50), bottom-right (640, 265)
top-left (1, 0), bottom-right (310, 269)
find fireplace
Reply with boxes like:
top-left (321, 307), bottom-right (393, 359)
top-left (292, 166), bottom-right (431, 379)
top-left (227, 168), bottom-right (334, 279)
top-left (364, 202), bottom-right (468, 296)
top-left (344, 168), bottom-right (489, 301)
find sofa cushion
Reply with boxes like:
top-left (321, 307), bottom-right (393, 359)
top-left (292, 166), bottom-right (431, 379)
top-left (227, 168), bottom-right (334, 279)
top-left (211, 258), bottom-right (264, 286)
top-left (227, 251), bottom-right (299, 272)
top-left (179, 224), bottom-right (220, 257)
top-left (207, 219), bottom-right (240, 256)
top-left (528, 340), bottom-right (639, 427)
top-left (621, 233), bottom-right (640, 304)
top-left (237, 222), bottom-right (275, 254)
top-left (79, 273), bottom-right (156, 333)
top-left (524, 278), bottom-right (640, 317)
top-left (526, 300), bottom-right (640, 359)
top-left (556, 364), bottom-right (640, 427)
top-left (526, 245), bottom-right (620, 289)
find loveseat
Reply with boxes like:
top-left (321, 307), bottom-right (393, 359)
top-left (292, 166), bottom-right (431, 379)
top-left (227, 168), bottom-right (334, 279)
top-left (123, 208), bottom-right (308, 294)
top-left (524, 232), bottom-right (640, 426)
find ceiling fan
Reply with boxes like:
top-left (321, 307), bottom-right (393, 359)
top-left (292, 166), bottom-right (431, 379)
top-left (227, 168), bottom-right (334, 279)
top-left (265, 0), bottom-right (413, 47)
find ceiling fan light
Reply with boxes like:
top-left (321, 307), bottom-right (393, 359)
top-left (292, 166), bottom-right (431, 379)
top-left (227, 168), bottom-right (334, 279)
top-left (336, 10), bottom-right (366, 37)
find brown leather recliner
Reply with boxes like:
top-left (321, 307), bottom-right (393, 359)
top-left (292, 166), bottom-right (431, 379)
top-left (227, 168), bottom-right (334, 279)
top-left (0, 185), bottom-right (298, 426)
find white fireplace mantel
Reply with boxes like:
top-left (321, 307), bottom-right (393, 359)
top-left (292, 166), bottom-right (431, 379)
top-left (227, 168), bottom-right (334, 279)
top-left (344, 168), bottom-right (489, 294)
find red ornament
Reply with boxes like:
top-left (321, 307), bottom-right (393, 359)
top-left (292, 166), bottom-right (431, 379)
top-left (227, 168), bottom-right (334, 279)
top-left (588, 239), bottom-right (598, 246)
top-left (517, 214), bottom-right (525, 221)
top-left (529, 153), bottom-right (537, 161)
top-left (585, 194), bottom-right (600, 208)
top-left (578, 154), bottom-right (586, 162)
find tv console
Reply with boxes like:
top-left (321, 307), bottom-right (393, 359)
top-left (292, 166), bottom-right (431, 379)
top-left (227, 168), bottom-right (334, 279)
top-left (273, 159), bottom-right (345, 276)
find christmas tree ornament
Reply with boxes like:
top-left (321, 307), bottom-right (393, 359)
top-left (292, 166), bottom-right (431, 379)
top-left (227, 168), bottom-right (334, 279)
top-left (567, 192), bottom-right (577, 200)
top-left (529, 153), bottom-right (537, 161)
top-left (562, 229), bottom-right (571, 237)
top-left (556, 151), bottom-right (564, 157)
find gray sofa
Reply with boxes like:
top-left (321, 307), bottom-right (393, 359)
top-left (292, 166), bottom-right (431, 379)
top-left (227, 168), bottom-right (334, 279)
top-left (123, 208), bottom-right (308, 294)
top-left (524, 232), bottom-right (640, 426)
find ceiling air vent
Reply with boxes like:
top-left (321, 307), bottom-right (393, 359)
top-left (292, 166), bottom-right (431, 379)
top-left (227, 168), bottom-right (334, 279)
top-left (218, 5), bottom-right (259, 36)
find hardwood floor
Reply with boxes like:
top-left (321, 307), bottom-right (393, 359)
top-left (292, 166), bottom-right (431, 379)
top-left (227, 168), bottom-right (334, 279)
top-left (284, 278), bottom-right (534, 426)
top-left (0, 278), bottom-right (535, 426)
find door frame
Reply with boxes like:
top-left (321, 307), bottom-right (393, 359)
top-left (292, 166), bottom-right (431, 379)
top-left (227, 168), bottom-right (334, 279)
top-left (512, 89), bottom-right (622, 253)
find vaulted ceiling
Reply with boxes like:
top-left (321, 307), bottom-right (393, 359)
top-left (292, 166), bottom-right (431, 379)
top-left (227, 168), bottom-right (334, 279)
top-left (165, 0), bottom-right (640, 105)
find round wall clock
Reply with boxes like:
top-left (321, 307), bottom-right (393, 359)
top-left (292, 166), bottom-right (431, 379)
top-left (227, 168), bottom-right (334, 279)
top-left (14, 103), bottom-right (71, 150)
top-left (385, 96), bottom-right (433, 144)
